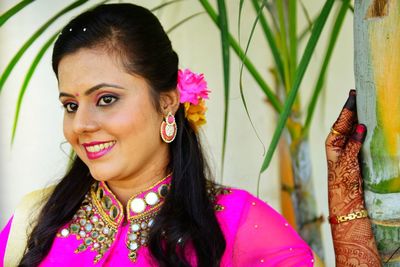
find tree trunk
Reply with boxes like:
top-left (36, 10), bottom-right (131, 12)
top-left (355, 0), bottom-right (400, 265)
top-left (279, 132), bottom-right (325, 263)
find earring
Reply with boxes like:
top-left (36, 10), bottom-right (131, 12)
top-left (160, 112), bottom-right (177, 143)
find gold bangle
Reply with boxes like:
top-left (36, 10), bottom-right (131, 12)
top-left (330, 127), bottom-right (344, 136)
top-left (329, 209), bottom-right (368, 224)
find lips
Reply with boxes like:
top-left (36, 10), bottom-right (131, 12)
top-left (82, 140), bottom-right (116, 160)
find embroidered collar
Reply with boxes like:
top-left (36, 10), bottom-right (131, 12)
top-left (58, 174), bottom-right (172, 263)
top-left (57, 175), bottom-right (230, 263)
top-left (92, 174), bottom-right (172, 226)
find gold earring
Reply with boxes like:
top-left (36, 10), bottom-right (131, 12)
top-left (160, 112), bottom-right (177, 143)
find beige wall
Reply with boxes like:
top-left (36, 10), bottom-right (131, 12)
top-left (0, 0), bottom-right (355, 265)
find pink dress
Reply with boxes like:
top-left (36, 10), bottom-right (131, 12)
top-left (0, 176), bottom-right (314, 266)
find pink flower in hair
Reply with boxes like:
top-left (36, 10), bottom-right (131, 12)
top-left (177, 69), bottom-right (210, 105)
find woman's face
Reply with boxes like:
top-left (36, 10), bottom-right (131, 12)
top-left (58, 48), bottom-right (169, 183)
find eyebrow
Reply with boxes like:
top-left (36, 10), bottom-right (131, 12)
top-left (59, 83), bottom-right (125, 98)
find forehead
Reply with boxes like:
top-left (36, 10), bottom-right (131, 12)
top-left (57, 48), bottom-right (134, 92)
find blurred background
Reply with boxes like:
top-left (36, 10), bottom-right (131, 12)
top-left (0, 0), bottom-right (355, 265)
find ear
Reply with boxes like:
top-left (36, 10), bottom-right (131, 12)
top-left (160, 89), bottom-right (180, 115)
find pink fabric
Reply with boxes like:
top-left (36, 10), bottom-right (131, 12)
top-left (0, 189), bottom-right (314, 266)
top-left (219, 191), bottom-right (314, 266)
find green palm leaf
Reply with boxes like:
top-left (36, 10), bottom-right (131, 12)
top-left (276, 0), bottom-right (291, 91)
top-left (288, 0), bottom-right (297, 82)
top-left (166, 12), bottom-right (204, 34)
top-left (199, 0), bottom-right (282, 112)
top-left (260, 0), bottom-right (335, 173)
top-left (9, 0), bottom-right (110, 143)
top-left (237, 0), bottom-right (269, 195)
top-left (302, 0), bottom-right (350, 138)
top-left (217, 0), bottom-right (230, 180)
top-left (151, 0), bottom-right (183, 12)
top-left (238, 0), bottom-right (245, 43)
top-left (0, 0), bottom-right (89, 94)
top-left (0, 0), bottom-right (34, 27)
top-left (250, 0), bottom-right (285, 85)
top-left (238, 0), bottom-right (268, 154)
top-left (11, 32), bottom-right (59, 144)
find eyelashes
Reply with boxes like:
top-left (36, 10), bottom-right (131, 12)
top-left (63, 102), bottom-right (78, 113)
top-left (62, 95), bottom-right (119, 113)
top-left (97, 95), bottom-right (118, 106)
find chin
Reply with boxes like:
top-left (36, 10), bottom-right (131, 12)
top-left (87, 167), bottom-right (117, 182)
top-left (82, 157), bottom-right (119, 181)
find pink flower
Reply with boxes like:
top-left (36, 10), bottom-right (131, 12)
top-left (177, 69), bottom-right (210, 105)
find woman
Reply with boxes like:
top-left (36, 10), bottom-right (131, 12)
top-left (0, 4), bottom-right (313, 266)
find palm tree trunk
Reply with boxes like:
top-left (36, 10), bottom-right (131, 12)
top-left (279, 131), bottom-right (325, 262)
top-left (355, 0), bottom-right (400, 265)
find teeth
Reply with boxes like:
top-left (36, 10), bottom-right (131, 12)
top-left (86, 141), bottom-right (115, 153)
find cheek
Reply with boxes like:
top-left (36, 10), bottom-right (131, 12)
top-left (113, 112), bottom-right (157, 137)
top-left (106, 105), bottom-right (161, 143)
top-left (63, 117), bottom-right (76, 146)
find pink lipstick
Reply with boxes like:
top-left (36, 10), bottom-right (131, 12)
top-left (82, 140), bottom-right (116, 160)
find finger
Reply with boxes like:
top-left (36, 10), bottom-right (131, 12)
top-left (343, 124), bottom-right (367, 161)
top-left (333, 89), bottom-right (358, 134)
top-left (325, 134), bottom-right (348, 163)
top-left (326, 90), bottom-right (358, 162)
top-left (339, 123), bottom-right (367, 203)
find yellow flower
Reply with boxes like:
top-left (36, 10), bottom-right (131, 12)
top-left (184, 99), bottom-right (207, 131)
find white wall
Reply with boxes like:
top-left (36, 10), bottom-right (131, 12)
top-left (0, 1), bottom-right (355, 265)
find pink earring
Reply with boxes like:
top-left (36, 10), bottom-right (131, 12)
top-left (160, 112), bottom-right (177, 143)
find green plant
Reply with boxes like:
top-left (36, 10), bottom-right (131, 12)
top-left (198, 0), bottom-right (352, 261)
top-left (0, 0), bottom-right (196, 144)
top-left (1, 0), bottom-right (351, 261)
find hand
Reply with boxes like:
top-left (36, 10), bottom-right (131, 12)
top-left (326, 90), bottom-right (382, 266)
top-left (325, 89), bottom-right (367, 216)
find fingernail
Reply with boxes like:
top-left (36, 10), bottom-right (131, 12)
top-left (351, 124), bottom-right (367, 143)
top-left (344, 90), bottom-right (357, 111)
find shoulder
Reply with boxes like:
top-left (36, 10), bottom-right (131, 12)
top-left (3, 186), bottom-right (55, 266)
top-left (18, 186), bottom-right (55, 209)
top-left (214, 187), bottom-right (315, 266)
top-left (214, 187), bottom-right (302, 238)
top-left (213, 186), bottom-right (280, 219)
top-left (212, 186), bottom-right (287, 231)
top-left (13, 186), bottom-right (55, 223)
top-left (11, 185), bottom-right (55, 230)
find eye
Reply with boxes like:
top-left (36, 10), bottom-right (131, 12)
top-left (97, 95), bottom-right (118, 106)
top-left (63, 102), bottom-right (78, 113)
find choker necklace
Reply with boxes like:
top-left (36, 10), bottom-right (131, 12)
top-left (58, 174), bottom-right (172, 263)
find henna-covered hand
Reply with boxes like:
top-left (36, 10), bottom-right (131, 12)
top-left (325, 90), bottom-right (382, 267)
top-left (326, 90), bottom-right (365, 215)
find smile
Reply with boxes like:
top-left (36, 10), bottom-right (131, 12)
top-left (83, 140), bottom-right (116, 160)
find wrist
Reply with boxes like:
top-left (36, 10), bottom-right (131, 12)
top-left (329, 209), bottom-right (368, 224)
top-left (329, 197), bottom-right (365, 216)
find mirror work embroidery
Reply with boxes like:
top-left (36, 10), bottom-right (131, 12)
top-left (57, 177), bottom-right (230, 263)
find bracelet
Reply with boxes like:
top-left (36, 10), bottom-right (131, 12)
top-left (329, 209), bottom-right (368, 224)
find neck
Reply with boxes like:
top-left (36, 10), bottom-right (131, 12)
top-left (105, 170), bottom-right (169, 207)
top-left (104, 148), bottom-right (170, 207)
top-left (99, 140), bottom-right (171, 207)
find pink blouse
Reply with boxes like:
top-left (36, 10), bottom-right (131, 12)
top-left (0, 177), bottom-right (314, 266)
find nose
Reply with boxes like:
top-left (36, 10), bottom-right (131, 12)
top-left (72, 105), bottom-right (99, 134)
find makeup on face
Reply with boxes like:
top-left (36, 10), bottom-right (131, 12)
top-left (82, 140), bottom-right (117, 160)
top-left (59, 83), bottom-right (125, 99)
top-left (59, 48), bottom-right (166, 186)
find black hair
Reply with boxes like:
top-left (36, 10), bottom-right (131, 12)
top-left (19, 4), bottom-right (225, 266)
